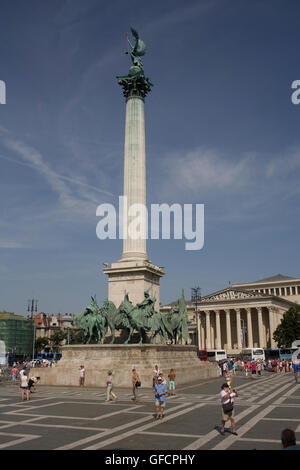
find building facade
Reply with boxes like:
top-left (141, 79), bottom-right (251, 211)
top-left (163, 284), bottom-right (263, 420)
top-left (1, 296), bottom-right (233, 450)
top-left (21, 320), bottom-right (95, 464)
top-left (34, 313), bottom-right (76, 342)
top-left (161, 274), bottom-right (299, 354)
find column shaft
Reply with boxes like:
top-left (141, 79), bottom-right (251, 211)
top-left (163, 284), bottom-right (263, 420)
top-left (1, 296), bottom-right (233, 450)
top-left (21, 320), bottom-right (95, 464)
top-left (236, 309), bottom-right (242, 350)
top-left (257, 307), bottom-right (265, 348)
top-left (205, 311), bottom-right (211, 350)
top-left (247, 308), bottom-right (253, 348)
top-left (225, 310), bottom-right (232, 351)
top-left (215, 311), bottom-right (221, 349)
top-left (122, 96), bottom-right (148, 261)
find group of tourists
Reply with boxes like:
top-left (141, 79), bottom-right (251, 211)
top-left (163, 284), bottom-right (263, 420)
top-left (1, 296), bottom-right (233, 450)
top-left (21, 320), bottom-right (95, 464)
top-left (9, 365), bottom-right (40, 401)
top-left (219, 357), bottom-right (297, 381)
top-left (77, 363), bottom-right (177, 420)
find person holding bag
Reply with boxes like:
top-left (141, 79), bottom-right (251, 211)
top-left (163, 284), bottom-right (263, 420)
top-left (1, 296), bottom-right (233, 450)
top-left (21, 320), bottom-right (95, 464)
top-left (220, 382), bottom-right (238, 436)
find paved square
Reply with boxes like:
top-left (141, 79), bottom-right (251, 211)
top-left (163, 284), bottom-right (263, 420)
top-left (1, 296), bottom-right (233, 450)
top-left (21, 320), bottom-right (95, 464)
top-left (0, 372), bottom-right (299, 450)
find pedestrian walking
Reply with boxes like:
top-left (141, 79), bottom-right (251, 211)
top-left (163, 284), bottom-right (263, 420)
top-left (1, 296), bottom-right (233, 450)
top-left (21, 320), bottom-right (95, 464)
top-left (11, 366), bottom-right (18, 383)
top-left (132, 368), bottom-right (140, 403)
top-left (168, 369), bottom-right (176, 396)
top-left (220, 383), bottom-right (238, 436)
top-left (244, 362), bottom-right (249, 379)
top-left (105, 371), bottom-right (118, 402)
top-left (20, 372), bottom-right (30, 401)
top-left (154, 376), bottom-right (168, 420)
top-left (79, 365), bottom-right (85, 387)
top-left (292, 361), bottom-right (299, 384)
top-left (251, 360), bottom-right (257, 377)
top-left (257, 362), bottom-right (261, 377)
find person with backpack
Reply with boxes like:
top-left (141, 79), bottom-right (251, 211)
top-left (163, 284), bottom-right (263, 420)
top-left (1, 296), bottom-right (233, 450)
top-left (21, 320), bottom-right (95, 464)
top-left (220, 382), bottom-right (238, 436)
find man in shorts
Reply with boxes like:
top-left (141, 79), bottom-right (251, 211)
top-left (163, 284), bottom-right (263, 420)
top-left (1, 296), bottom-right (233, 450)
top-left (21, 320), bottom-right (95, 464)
top-left (154, 376), bottom-right (168, 420)
top-left (220, 382), bottom-right (238, 436)
top-left (168, 369), bottom-right (176, 396)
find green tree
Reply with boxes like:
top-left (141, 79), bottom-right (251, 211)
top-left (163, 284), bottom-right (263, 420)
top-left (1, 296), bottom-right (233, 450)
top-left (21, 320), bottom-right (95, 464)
top-left (273, 306), bottom-right (300, 347)
top-left (49, 330), bottom-right (68, 352)
top-left (35, 337), bottom-right (49, 353)
top-left (69, 330), bottom-right (84, 344)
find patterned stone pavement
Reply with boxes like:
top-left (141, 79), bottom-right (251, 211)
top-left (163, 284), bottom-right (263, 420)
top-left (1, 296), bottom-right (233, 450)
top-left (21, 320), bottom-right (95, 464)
top-left (0, 371), bottom-right (299, 451)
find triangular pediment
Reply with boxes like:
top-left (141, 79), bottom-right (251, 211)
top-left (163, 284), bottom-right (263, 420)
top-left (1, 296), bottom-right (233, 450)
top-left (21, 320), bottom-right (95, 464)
top-left (201, 288), bottom-right (267, 303)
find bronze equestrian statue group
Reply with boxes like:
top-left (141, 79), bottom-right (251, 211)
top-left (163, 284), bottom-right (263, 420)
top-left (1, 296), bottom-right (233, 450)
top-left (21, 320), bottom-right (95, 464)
top-left (74, 289), bottom-right (191, 345)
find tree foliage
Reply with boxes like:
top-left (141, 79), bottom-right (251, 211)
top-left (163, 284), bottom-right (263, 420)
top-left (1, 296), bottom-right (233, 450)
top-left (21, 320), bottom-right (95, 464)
top-left (273, 306), bottom-right (300, 347)
top-left (49, 330), bottom-right (68, 351)
top-left (35, 337), bottom-right (49, 353)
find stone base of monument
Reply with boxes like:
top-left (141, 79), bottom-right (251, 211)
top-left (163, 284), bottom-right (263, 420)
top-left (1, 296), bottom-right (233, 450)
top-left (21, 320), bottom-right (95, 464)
top-left (34, 344), bottom-right (219, 388)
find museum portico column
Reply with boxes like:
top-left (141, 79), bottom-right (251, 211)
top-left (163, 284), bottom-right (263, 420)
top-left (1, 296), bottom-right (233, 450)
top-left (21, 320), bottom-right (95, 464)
top-left (205, 311), bottom-right (211, 350)
top-left (246, 308), bottom-right (253, 348)
top-left (269, 307), bottom-right (277, 348)
top-left (225, 310), bottom-right (232, 350)
top-left (200, 313), bottom-right (205, 350)
top-left (257, 307), bottom-right (265, 348)
top-left (215, 310), bottom-right (221, 349)
top-left (236, 309), bottom-right (243, 350)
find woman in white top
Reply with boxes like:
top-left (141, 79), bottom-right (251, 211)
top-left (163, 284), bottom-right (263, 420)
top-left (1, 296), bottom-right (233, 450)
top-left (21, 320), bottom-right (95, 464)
top-left (20, 372), bottom-right (30, 401)
top-left (220, 382), bottom-right (238, 436)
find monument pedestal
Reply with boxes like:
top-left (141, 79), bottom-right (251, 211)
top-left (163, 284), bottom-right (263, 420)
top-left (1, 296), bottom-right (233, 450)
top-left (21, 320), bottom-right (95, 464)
top-left (34, 344), bottom-right (219, 388)
top-left (103, 261), bottom-right (164, 311)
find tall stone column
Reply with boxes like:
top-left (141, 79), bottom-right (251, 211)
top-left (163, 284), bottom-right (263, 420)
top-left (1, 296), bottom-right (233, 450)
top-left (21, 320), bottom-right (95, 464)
top-left (103, 30), bottom-right (164, 310)
top-left (257, 307), bottom-right (265, 348)
top-left (205, 311), bottom-right (211, 350)
top-left (246, 308), bottom-right (253, 348)
top-left (122, 95), bottom-right (147, 261)
top-left (225, 310), bottom-right (232, 351)
top-left (215, 310), bottom-right (222, 349)
top-left (236, 309), bottom-right (243, 350)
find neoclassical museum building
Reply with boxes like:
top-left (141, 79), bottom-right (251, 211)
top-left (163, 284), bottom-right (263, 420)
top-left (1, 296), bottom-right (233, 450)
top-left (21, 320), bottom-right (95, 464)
top-left (161, 274), bottom-right (300, 354)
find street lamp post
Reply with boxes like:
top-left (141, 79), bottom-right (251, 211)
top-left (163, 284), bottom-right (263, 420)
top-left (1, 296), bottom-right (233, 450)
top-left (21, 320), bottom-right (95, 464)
top-left (191, 287), bottom-right (202, 351)
top-left (27, 299), bottom-right (38, 361)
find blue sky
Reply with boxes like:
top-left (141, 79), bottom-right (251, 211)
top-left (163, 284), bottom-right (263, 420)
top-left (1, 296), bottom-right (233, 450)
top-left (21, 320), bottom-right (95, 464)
top-left (1, 0), bottom-right (300, 315)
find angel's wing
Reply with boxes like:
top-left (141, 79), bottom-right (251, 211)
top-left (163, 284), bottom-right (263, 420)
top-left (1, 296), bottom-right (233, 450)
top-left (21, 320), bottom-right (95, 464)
top-left (130, 27), bottom-right (146, 57)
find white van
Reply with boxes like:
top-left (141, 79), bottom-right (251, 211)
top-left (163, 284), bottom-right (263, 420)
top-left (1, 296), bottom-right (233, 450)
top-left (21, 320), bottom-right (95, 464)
top-left (207, 350), bottom-right (227, 362)
top-left (241, 348), bottom-right (265, 361)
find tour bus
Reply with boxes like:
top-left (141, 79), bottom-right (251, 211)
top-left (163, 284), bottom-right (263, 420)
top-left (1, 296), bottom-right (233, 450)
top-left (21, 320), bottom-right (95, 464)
top-left (0, 341), bottom-right (6, 366)
top-left (197, 350), bottom-right (208, 361)
top-left (207, 349), bottom-right (227, 362)
top-left (264, 348), bottom-right (294, 362)
top-left (241, 348), bottom-right (265, 361)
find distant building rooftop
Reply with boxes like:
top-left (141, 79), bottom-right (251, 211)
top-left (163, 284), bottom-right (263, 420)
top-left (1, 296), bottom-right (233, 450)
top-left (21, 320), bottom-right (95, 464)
top-left (233, 274), bottom-right (299, 285)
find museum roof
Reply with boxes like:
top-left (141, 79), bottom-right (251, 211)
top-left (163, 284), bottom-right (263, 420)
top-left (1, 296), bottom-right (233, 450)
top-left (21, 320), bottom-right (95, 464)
top-left (233, 274), bottom-right (299, 285)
